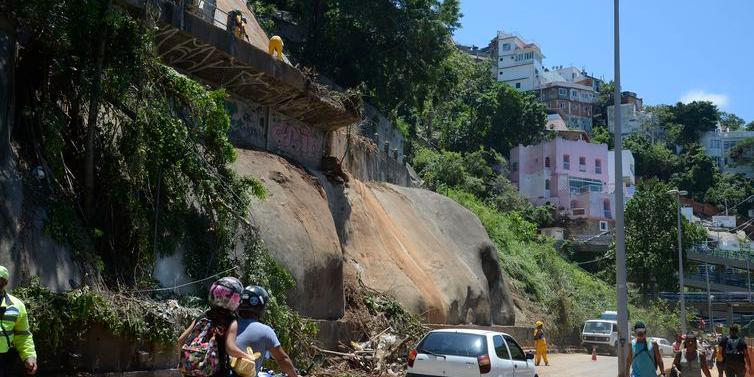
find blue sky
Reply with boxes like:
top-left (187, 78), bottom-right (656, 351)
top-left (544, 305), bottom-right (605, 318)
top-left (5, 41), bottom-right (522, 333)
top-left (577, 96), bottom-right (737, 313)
top-left (453, 0), bottom-right (754, 123)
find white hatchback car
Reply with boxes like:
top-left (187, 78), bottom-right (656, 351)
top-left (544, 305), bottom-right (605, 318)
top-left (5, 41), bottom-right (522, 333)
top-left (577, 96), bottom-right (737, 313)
top-left (407, 329), bottom-right (538, 377)
top-left (649, 337), bottom-right (675, 357)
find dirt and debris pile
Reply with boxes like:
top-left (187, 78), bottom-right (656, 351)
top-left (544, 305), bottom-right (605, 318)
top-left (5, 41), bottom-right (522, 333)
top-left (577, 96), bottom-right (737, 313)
top-left (309, 280), bottom-right (428, 376)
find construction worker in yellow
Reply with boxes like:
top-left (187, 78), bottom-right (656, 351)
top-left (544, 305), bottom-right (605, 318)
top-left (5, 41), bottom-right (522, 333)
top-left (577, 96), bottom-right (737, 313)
top-left (534, 320), bottom-right (549, 366)
top-left (0, 265), bottom-right (37, 376)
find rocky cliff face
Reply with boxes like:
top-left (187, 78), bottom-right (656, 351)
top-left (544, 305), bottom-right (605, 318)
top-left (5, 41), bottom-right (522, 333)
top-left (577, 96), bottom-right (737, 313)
top-left (233, 149), bottom-right (515, 325)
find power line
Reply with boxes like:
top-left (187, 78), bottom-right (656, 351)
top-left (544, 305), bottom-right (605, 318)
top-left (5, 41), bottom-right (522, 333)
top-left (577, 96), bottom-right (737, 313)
top-left (130, 266), bottom-right (239, 294)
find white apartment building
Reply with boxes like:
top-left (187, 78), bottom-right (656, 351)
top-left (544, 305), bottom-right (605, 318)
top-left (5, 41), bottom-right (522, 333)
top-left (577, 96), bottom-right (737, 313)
top-left (701, 127), bottom-right (754, 178)
top-left (489, 31), bottom-right (545, 91)
top-left (607, 103), bottom-right (662, 141)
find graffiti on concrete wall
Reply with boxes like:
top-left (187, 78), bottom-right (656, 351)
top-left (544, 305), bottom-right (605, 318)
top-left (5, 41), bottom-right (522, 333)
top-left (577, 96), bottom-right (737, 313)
top-left (269, 112), bottom-right (324, 166)
top-left (226, 98), bottom-right (265, 149)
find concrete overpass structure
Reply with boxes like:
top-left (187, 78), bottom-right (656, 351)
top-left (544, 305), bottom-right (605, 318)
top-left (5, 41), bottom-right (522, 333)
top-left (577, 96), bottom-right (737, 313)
top-left (117, 0), bottom-right (360, 154)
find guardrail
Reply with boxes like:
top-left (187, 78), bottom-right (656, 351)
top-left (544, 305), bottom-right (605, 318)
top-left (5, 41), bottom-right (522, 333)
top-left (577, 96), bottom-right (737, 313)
top-left (658, 292), bottom-right (753, 303)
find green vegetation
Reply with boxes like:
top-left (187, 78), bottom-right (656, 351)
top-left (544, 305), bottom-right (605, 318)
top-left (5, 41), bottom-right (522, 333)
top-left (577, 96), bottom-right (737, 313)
top-left (446, 188), bottom-right (682, 340)
top-left (596, 180), bottom-right (708, 294)
top-left (13, 278), bottom-right (199, 370)
top-left (8, 0), bottom-right (314, 366)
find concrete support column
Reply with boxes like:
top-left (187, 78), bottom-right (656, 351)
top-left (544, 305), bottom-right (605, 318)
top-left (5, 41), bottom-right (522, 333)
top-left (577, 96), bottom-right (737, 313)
top-left (728, 304), bottom-right (734, 326)
top-left (0, 15), bottom-right (16, 166)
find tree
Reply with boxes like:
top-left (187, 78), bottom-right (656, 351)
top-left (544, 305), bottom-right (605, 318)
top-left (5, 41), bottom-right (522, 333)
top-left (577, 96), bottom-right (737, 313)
top-left (705, 173), bottom-right (754, 218)
top-left (275, 0), bottom-right (462, 116)
top-left (746, 121), bottom-right (754, 131)
top-left (660, 101), bottom-right (720, 145)
top-left (590, 125), bottom-right (614, 148)
top-left (720, 112), bottom-right (746, 131)
top-left (592, 81), bottom-right (616, 128)
top-left (624, 179), bottom-right (708, 294)
top-left (430, 52), bottom-right (548, 157)
top-left (624, 134), bottom-right (680, 180)
top-left (729, 137), bottom-right (754, 168)
top-left (671, 144), bottom-right (720, 201)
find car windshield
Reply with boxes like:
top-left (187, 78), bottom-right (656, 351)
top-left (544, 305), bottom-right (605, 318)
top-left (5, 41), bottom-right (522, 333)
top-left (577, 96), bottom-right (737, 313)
top-left (419, 332), bottom-right (488, 357)
top-left (584, 321), bottom-right (613, 334)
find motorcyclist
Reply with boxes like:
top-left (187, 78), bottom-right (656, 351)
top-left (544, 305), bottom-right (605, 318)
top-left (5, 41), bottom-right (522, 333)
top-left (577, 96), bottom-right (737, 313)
top-left (234, 286), bottom-right (298, 377)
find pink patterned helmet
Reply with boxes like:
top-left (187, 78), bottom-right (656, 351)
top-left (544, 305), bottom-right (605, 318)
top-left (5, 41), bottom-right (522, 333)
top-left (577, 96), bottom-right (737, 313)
top-left (208, 277), bottom-right (243, 311)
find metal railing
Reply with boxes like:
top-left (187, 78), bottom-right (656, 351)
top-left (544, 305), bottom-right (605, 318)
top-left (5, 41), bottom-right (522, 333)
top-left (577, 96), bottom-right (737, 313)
top-left (658, 292), bottom-right (753, 303)
top-left (688, 245), bottom-right (753, 263)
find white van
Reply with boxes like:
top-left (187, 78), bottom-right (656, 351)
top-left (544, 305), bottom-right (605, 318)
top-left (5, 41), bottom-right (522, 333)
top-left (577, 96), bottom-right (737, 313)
top-left (582, 319), bottom-right (619, 355)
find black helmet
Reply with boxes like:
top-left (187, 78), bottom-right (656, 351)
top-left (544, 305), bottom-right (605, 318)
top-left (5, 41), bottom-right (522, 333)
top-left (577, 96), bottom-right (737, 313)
top-left (239, 285), bottom-right (270, 315)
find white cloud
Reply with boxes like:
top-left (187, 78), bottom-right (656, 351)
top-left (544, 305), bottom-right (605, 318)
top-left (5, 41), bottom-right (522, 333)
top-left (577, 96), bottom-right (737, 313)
top-left (680, 90), bottom-right (729, 109)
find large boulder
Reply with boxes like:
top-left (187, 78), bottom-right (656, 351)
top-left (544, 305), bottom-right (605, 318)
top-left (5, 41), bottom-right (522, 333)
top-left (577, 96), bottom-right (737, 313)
top-left (232, 149), bottom-right (344, 319)
top-left (333, 180), bottom-right (515, 325)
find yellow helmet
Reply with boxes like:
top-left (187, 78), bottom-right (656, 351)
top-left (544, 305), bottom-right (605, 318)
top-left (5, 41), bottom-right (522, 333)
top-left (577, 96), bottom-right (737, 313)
top-left (535, 321), bottom-right (544, 327)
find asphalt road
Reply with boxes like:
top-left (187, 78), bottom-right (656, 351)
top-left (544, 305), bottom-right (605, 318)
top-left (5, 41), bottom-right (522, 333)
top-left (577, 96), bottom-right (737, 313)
top-left (535, 353), bottom-right (676, 377)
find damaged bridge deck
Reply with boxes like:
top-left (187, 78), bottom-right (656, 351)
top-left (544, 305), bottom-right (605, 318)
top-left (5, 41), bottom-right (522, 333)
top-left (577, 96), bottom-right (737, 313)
top-left (119, 0), bottom-right (360, 131)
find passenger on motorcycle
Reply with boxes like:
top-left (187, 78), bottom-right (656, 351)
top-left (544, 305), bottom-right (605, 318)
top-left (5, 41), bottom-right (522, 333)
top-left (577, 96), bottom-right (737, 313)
top-left (234, 286), bottom-right (298, 377)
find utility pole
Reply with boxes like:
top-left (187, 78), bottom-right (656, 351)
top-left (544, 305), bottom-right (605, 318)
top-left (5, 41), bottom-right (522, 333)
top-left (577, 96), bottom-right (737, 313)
top-left (668, 189), bottom-right (688, 335)
top-left (613, 1), bottom-right (629, 376)
top-left (705, 262), bottom-right (712, 331)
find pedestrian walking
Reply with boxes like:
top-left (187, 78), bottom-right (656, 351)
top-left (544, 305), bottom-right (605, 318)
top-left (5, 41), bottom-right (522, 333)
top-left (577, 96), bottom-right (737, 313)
top-left (673, 334), bottom-right (683, 354)
top-left (713, 331), bottom-right (726, 377)
top-left (626, 321), bottom-right (665, 377)
top-left (671, 332), bottom-right (711, 377)
top-left (719, 324), bottom-right (750, 377)
top-left (0, 265), bottom-right (38, 377)
top-left (533, 320), bottom-right (548, 366)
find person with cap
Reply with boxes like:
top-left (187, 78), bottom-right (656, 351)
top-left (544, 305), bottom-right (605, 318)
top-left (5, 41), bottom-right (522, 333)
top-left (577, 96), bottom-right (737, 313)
top-left (626, 321), bottom-right (665, 377)
top-left (533, 320), bottom-right (548, 366)
top-left (234, 285), bottom-right (298, 377)
top-left (719, 324), bottom-right (750, 377)
top-left (0, 265), bottom-right (37, 376)
top-left (672, 331), bottom-right (712, 377)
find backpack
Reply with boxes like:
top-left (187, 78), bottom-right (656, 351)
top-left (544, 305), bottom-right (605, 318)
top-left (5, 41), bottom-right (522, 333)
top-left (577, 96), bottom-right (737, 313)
top-left (724, 336), bottom-right (747, 367)
top-left (179, 317), bottom-right (223, 377)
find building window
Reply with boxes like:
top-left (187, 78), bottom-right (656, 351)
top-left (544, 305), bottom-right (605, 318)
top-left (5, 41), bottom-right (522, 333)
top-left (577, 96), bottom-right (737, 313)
top-left (512, 161), bottom-right (518, 172)
top-left (559, 102), bottom-right (566, 109)
top-left (503, 43), bottom-right (511, 51)
top-left (595, 159), bottom-right (602, 174)
top-left (545, 179), bottom-right (550, 191)
top-left (563, 155), bottom-right (570, 170)
top-left (599, 221), bottom-right (609, 231)
top-left (515, 82), bottom-right (521, 89)
top-left (579, 156), bottom-right (586, 171)
top-left (571, 89), bottom-right (578, 97)
top-left (603, 199), bottom-right (611, 219)
top-left (711, 139), bottom-right (721, 149)
top-left (545, 157), bottom-right (551, 168)
top-left (568, 177), bottom-right (603, 194)
top-left (559, 88), bottom-right (568, 96)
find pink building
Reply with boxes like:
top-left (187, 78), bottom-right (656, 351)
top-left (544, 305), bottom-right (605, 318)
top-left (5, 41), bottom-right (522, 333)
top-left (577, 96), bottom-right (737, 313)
top-left (510, 116), bottom-right (634, 234)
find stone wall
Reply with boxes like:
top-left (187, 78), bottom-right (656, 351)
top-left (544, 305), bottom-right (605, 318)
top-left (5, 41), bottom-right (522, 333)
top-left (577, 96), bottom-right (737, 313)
top-left (226, 96), bottom-right (326, 169)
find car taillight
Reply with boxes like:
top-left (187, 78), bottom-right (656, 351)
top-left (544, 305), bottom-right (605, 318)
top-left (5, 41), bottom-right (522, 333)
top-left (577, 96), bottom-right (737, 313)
top-left (407, 349), bottom-right (418, 368)
top-left (478, 354), bottom-right (491, 374)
